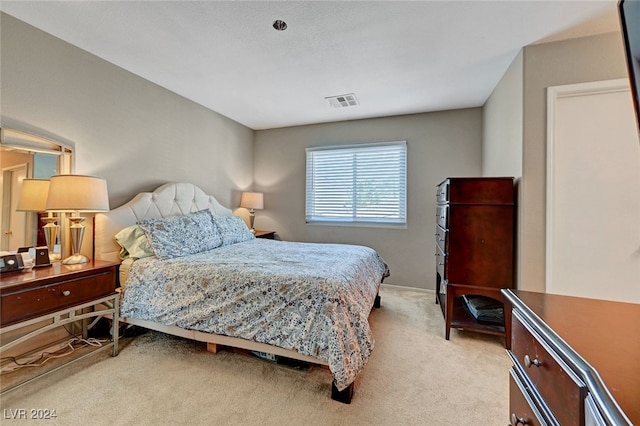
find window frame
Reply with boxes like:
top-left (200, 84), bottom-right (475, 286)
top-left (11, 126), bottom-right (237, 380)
top-left (305, 140), bottom-right (407, 228)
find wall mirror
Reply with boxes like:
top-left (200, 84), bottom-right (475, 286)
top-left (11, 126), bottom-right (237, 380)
top-left (1, 127), bottom-right (73, 252)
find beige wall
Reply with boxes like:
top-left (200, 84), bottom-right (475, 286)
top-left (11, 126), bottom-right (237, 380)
top-left (482, 50), bottom-right (523, 178)
top-left (483, 31), bottom-right (629, 292)
top-left (254, 109), bottom-right (483, 289)
top-left (520, 32), bottom-right (628, 292)
top-left (1, 13), bottom-right (254, 214)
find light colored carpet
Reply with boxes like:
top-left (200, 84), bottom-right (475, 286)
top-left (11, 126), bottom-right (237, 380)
top-left (0, 286), bottom-right (511, 425)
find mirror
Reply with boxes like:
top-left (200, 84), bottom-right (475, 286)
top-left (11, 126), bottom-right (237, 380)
top-left (1, 127), bottom-right (73, 252)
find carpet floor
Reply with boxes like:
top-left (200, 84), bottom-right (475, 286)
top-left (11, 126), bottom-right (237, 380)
top-left (0, 286), bottom-right (511, 425)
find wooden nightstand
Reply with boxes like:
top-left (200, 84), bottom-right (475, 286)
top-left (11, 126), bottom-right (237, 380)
top-left (254, 230), bottom-right (276, 239)
top-left (0, 259), bottom-right (120, 394)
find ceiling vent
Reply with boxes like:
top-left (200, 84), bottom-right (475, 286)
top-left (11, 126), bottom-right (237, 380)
top-left (326, 93), bottom-right (359, 108)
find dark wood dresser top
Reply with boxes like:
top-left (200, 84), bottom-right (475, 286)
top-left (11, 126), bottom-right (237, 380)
top-left (507, 289), bottom-right (640, 424)
top-left (0, 259), bottom-right (118, 291)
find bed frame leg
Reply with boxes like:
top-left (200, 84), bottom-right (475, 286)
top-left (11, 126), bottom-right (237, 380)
top-left (331, 381), bottom-right (354, 404)
top-left (206, 342), bottom-right (219, 353)
top-left (374, 293), bottom-right (381, 309)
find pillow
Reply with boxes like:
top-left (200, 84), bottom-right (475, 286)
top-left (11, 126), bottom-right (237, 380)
top-left (115, 225), bottom-right (155, 260)
top-left (212, 215), bottom-right (255, 246)
top-left (137, 209), bottom-right (223, 260)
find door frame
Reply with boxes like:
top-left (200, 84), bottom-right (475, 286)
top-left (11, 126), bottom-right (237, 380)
top-left (1, 163), bottom-right (29, 251)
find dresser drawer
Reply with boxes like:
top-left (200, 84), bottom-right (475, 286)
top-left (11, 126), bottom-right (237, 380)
top-left (511, 311), bottom-right (585, 426)
top-left (446, 177), bottom-right (514, 204)
top-left (435, 244), bottom-right (447, 280)
top-left (1, 268), bottom-right (116, 326)
top-left (509, 370), bottom-right (546, 426)
top-left (435, 225), bottom-right (447, 253)
top-left (436, 180), bottom-right (449, 204)
top-left (436, 205), bottom-right (448, 229)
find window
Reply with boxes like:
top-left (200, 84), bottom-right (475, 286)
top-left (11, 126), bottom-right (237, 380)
top-left (305, 141), bottom-right (407, 226)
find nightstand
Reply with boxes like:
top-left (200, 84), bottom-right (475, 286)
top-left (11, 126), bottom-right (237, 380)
top-left (0, 259), bottom-right (120, 394)
top-left (254, 230), bottom-right (276, 239)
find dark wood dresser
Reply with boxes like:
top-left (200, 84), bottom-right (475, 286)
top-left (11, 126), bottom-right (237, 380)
top-left (435, 177), bottom-right (515, 346)
top-left (503, 289), bottom-right (639, 425)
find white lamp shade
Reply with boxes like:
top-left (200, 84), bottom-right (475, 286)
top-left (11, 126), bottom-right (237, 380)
top-left (46, 174), bottom-right (109, 212)
top-left (240, 192), bottom-right (264, 210)
top-left (16, 179), bottom-right (50, 212)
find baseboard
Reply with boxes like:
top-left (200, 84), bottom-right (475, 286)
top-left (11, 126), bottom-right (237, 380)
top-left (381, 283), bottom-right (435, 295)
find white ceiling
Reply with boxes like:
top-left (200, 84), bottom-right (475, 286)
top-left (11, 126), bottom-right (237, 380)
top-left (1, 1), bottom-right (622, 130)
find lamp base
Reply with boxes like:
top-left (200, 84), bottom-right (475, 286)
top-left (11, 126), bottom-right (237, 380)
top-left (41, 217), bottom-right (59, 263)
top-left (62, 254), bottom-right (89, 265)
top-left (249, 209), bottom-right (256, 232)
top-left (65, 216), bottom-right (88, 265)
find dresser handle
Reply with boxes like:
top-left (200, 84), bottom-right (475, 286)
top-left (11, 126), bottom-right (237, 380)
top-left (62, 290), bottom-right (71, 296)
top-left (511, 413), bottom-right (528, 425)
top-left (524, 354), bottom-right (541, 368)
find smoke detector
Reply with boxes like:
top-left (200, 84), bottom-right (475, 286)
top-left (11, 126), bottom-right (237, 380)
top-left (273, 20), bottom-right (287, 31)
top-left (326, 93), bottom-right (359, 108)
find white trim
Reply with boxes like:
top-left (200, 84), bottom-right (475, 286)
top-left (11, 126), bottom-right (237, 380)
top-left (306, 140), bottom-right (406, 153)
top-left (381, 283), bottom-right (434, 294)
top-left (545, 79), bottom-right (630, 291)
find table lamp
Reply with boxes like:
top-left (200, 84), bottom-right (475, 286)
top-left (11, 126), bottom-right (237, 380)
top-left (240, 192), bottom-right (264, 232)
top-left (16, 178), bottom-right (59, 262)
top-left (45, 175), bottom-right (109, 264)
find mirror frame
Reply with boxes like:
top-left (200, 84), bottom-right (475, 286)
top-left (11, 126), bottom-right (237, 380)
top-left (1, 127), bottom-right (74, 254)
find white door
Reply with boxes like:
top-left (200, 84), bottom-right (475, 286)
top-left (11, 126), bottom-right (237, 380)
top-left (546, 79), bottom-right (640, 303)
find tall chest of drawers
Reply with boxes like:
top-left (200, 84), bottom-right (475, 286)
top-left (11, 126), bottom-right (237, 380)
top-left (435, 177), bottom-right (515, 347)
top-left (502, 289), bottom-right (639, 425)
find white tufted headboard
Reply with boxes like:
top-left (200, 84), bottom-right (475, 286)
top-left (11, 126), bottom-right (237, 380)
top-left (94, 182), bottom-right (232, 262)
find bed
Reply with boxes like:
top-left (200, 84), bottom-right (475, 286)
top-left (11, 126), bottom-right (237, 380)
top-left (94, 182), bottom-right (388, 403)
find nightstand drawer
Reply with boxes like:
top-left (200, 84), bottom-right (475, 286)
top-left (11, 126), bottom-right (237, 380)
top-left (511, 311), bottom-right (585, 426)
top-left (1, 267), bottom-right (116, 326)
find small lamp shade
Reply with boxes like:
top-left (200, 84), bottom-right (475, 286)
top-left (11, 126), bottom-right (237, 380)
top-left (240, 192), bottom-right (264, 210)
top-left (46, 174), bottom-right (109, 212)
top-left (16, 179), bottom-right (58, 262)
top-left (16, 179), bottom-right (50, 212)
top-left (45, 175), bottom-right (109, 265)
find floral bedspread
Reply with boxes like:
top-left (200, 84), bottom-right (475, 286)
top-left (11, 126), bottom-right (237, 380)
top-left (120, 239), bottom-right (389, 390)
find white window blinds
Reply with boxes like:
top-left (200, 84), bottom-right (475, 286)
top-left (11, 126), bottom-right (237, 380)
top-left (305, 141), bottom-right (407, 226)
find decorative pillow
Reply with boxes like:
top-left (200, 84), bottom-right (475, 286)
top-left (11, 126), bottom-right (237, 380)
top-left (137, 209), bottom-right (222, 260)
top-left (212, 215), bottom-right (255, 246)
top-left (115, 225), bottom-right (155, 260)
